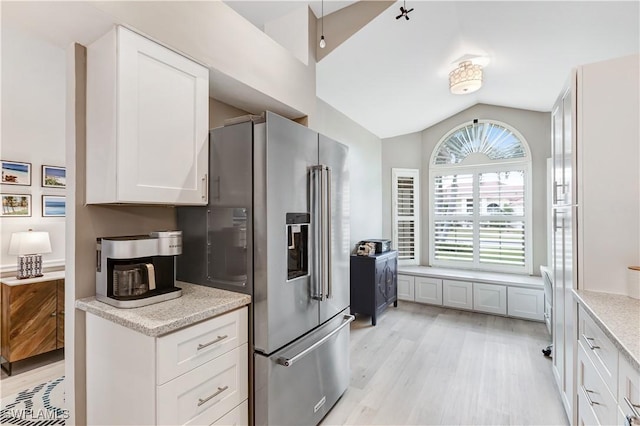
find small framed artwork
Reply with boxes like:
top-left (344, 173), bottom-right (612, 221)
top-left (1, 194), bottom-right (31, 217)
top-left (42, 195), bottom-right (66, 217)
top-left (1, 160), bottom-right (31, 186)
top-left (42, 165), bottom-right (66, 188)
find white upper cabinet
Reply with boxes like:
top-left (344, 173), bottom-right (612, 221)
top-left (86, 26), bottom-right (209, 205)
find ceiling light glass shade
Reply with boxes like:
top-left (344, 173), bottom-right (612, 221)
top-left (449, 61), bottom-right (483, 95)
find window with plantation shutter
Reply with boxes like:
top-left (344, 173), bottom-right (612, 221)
top-left (429, 120), bottom-right (532, 274)
top-left (392, 168), bottom-right (420, 265)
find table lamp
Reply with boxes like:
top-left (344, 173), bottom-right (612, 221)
top-left (8, 229), bottom-right (52, 279)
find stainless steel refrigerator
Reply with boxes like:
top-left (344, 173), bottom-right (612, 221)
top-left (177, 111), bottom-right (352, 425)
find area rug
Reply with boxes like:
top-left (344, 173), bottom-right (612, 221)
top-left (1, 376), bottom-right (66, 425)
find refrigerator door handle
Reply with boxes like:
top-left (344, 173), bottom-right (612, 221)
top-left (325, 166), bottom-right (333, 299)
top-left (310, 165), bottom-right (324, 300)
top-left (276, 314), bottom-right (355, 367)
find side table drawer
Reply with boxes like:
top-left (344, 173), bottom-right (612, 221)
top-left (157, 307), bottom-right (248, 385)
top-left (157, 343), bottom-right (248, 426)
top-left (578, 306), bottom-right (618, 393)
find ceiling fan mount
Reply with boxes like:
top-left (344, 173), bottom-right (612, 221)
top-left (396, 1), bottom-right (414, 20)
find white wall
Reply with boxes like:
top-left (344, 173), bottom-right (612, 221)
top-left (0, 25), bottom-right (66, 273)
top-left (264, 5), bottom-right (309, 66)
top-left (310, 98), bottom-right (383, 247)
top-left (90, 1), bottom-right (316, 118)
top-left (381, 104), bottom-right (551, 274)
top-left (380, 132), bottom-right (422, 240)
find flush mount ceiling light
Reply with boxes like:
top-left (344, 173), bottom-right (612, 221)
top-left (449, 60), bottom-right (483, 95)
top-left (319, 0), bottom-right (326, 49)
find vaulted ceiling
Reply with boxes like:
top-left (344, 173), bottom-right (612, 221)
top-left (230, 1), bottom-right (640, 139)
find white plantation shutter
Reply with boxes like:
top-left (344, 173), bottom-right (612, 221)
top-left (392, 168), bottom-right (420, 265)
top-left (433, 174), bottom-right (474, 263)
top-left (429, 120), bottom-right (532, 274)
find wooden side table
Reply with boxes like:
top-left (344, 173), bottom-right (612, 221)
top-left (1, 270), bottom-right (65, 375)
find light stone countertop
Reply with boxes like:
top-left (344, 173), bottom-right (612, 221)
top-left (573, 289), bottom-right (640, 371)
top-left (76, 281), bottom-right (250, 337)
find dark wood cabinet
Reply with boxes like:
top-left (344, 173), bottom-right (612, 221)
top-left (1, 275), bottom-right (64, 375)
top-left (350, 251), bottom-right (398, 325)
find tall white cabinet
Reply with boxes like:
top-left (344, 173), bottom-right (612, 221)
top-left (86, 26), bottom-right (209, 205)
top-left (551, 80), bottom-right (577, 421)
top-left (551, 54), bottom-right (640, 424)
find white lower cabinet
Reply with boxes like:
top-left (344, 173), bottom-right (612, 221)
top-left (397, 274), bottom-right (415, 301)
top-left (86, 307), bottom-right (249, 425)
top-left (507, 286), bottom-right (545, 321)
top-left (157, 344), bottom-right (248, 426)
top-left (473, 283), bottom-right (507, 315)
top-left (442, 280), bottom-right (473, 310)
top-left (576, 304), bottom-right (640, 426)
top-left (618, 355), bottom-right (640, 424)
top-left (577, 344), bottom-right (618, 426)
top-left (212, 400), bottom-right (249, 426)
top-left (415, 277), bottom-right (443, 305)
top-left (397, 270), bottom-right (545, 321)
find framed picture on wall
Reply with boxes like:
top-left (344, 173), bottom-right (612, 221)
top-left (1, 160), bottom-right (31, 186)
top-left (42, 195), bottom-right (66, 217)
top-left (42, 165), bottom-right (66, 188)
top-left (1, 194), bottom-right (31, 217)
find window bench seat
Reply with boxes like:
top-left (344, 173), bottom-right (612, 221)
top-left (397, 266), bottom-right (546, 322)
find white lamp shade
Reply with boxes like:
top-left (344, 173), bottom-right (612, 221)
top-left (8, 231), bottom-right (52, 255)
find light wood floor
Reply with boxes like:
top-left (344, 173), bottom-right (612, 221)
top-left (0, 349), bottom-right (65, 398)
top-left (322, 302), bottom-right (569, 426)
top-left (0, 305), bottom-right (568, 425)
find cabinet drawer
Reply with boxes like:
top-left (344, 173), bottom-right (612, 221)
top-left (473, 283), bottom-right (507, 315)
top-left (157, 343), bottom-right (248, 426)
top-left (577, 345), bottom-right (618, 426)
top-left (507, 287), bottom-right (544, 321)
top-left (579, 306), bottom-right (618, 393)
top-left (212, 400), bottom-right (248, 426)
top-left (415, 277), bottom-right (442, 305)
top-left (397, 274), bottom-right (415, 301)
top-left (157, 307), bottom-right (248, 385)
top-left (618, 354), bottom-right (640, 422)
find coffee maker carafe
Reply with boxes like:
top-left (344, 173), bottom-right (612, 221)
top-left (96, 231), bottom-right (182, 308)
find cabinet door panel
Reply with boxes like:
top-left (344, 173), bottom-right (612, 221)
top-left (473, 283), bottom-right (506, 315)
top-left (397, 274), bottom-right (415, 301)
top-left (507, 287), bottom-right (544, 321)
top-left (415, 277), bottom-right (442, 305)
top-left (117, 26), bottom-right (208, 205)
top-left (6, 281), bottom-right (57, 361)
top-left (442, 280), bottom-right (473, 310)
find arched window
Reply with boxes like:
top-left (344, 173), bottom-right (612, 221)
top-left (429, 120), bottom-right (532, 273)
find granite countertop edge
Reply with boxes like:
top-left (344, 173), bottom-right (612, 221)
top-left (76, 283), bottom-right (251, 337)
top-left (572, 289), bottom-right (640, 371)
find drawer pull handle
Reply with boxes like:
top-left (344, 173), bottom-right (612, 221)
top-left (582, 334), bottom-right (600, 350)
top-left (197, 385), bottom-right (229, 407)
top-left (197, 335), bottom-right (228, 350)
top-left (50, 312), bottom-right (57, 317)
top-left (582, 386), bottom-right (600, 406)
top-left (625, 397), bottom-right (640, 418)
